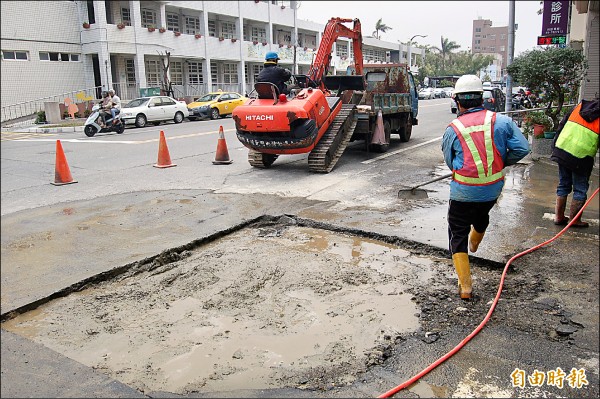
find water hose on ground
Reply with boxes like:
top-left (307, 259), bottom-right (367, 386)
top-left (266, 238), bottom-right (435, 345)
top-left (378, 187), bottom-right (600, 398)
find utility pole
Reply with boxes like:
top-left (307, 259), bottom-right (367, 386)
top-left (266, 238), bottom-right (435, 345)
top-left (407, 34), bottom-right (427, 69)
top-left (505, 0), bottom-right (515, 112)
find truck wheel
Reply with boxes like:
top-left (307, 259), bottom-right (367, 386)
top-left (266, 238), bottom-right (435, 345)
top-left (399, 116), bottom-right (412, 142)
top-left (369, 119), bottom-right (391, 153)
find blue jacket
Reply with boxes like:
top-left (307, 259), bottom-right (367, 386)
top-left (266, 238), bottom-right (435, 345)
top-left (442, 107), bottom-right (530, 202)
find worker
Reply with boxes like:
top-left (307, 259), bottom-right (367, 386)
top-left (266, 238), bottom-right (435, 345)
top-left (550, 98), bottom-right (599, 227)
top-left (441, 74), bottom-right (529, 299)
top-left (99, 91), bottom-right (111, 128)
top-left (107, 89), bottom-right (121, 124)
top-left (257, 52), bottom-right (292, 95)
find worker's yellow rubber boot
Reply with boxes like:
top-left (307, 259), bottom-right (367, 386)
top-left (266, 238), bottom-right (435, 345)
top-left (468, 226), bottom-right (485, 253)
top-left (452, 252), bottom-right (472, 299)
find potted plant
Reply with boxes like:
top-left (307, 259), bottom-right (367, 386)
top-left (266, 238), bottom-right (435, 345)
top-left (195, 34), bottom-right (202, 39)
top-left (525, 110), bottom-right (553, 138)
top-left (262, 41), bottom-right (268, 46)
top-left (219, 36), bottom-right (225, 41)
top-left (159, 27), bottom-right (166, 33)
top-left (117, 22), bottom-right (125, 29)
top-left (253, 40), bottom-right (259, 45)
top-left (174, 31), bottom-right (181, 37)
top-left (82, 21), bottom-right (90, 29)
top-left (279, 43), bottom-right (284, 48)
top-left (147, 25), bottom-right (155, 32)
top-left (231, 38), bottom-right (237, 43)
top-left (287, 44), bottom-right (292, 48)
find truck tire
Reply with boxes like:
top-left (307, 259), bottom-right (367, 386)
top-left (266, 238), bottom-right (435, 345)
top-left (399, 115), bottom-right (412, 142)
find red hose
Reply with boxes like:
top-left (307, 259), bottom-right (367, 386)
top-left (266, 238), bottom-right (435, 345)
top-left (378, 187), bottom-right (599, 398)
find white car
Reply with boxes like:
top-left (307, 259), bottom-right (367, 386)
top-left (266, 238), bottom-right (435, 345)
top-left (418, 87), bottom-right (434, 99)
top-left (120, 96), bottom-right (189, 128)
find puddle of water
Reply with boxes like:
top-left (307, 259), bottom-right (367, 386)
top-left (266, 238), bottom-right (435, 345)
top-left (2, 225), bottom-right (438, 395)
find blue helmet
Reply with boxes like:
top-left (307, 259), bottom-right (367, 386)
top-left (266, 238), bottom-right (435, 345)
top-left (265, 51), bottom-right (279, 61)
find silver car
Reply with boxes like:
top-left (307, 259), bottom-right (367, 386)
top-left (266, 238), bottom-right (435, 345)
top-left (120, 96), bottom-right (189, 128)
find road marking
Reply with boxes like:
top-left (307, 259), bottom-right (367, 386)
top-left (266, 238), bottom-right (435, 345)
top-left (362, 136), bottom-right (442, 164)
top-left (419, 102), bottom-right (450, 108)
top-left (1, 131), bottom-right (58, 141)
top-left (5, 128), bottom-right (237, 144)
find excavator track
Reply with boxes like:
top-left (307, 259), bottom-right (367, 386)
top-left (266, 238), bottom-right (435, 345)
top-left (248, 150), bottom-right (278, 168)
top-left (308, 104), bottom-right (358, 173)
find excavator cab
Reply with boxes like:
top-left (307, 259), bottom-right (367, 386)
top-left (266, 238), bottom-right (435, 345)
top-left (293, 74), bottom-right (318, 89)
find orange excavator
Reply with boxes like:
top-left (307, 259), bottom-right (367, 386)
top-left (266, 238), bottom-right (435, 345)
top-left (232, 17), bottom-right (365, 173)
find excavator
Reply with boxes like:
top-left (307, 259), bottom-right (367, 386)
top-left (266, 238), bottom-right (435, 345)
top-left (232, 17), bottom-right (365, 173)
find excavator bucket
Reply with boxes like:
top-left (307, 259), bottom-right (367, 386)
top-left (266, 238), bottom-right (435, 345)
top-left (322, 75), bottom-right (365, 92)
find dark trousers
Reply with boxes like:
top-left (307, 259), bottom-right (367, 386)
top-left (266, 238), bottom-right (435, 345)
top-left (447, 199), bottom-right (497, 254)
top-left (556, 163), bottom-right (591, 202)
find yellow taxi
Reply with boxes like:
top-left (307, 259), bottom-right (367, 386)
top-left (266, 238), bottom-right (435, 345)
top-left (187, 91), bottom-right (248, 120)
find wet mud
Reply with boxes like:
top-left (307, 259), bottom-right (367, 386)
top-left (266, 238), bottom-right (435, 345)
top-left (2, 219), bottom-right (453, 395)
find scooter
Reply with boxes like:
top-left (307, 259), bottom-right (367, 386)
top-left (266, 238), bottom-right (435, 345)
top-left (84, 103), bottom-right (125, 137)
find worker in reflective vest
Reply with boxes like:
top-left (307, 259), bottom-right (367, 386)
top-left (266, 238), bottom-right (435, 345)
top-left (442, 75), bottom-right (529, 299)
top-left (551, 99), bottom-right (600, 227)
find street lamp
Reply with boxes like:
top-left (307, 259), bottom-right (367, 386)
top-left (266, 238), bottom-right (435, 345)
top-left (407, 34), bottom-right (427, 69)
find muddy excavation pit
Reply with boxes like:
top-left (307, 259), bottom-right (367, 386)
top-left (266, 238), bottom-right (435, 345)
top-left (2, 215), bottom-right (469, 396)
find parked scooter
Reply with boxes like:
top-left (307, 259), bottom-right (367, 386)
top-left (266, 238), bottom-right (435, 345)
top-left (84, 103), bottom-right (124, 137)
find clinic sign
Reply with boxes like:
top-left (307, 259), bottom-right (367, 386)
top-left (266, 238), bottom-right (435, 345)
top-left (542, 0), bottom-right (570, 36)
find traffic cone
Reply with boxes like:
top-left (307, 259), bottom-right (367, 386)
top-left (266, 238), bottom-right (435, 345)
top-left (213, 126), bottom-right (233, 165)
top-left (51, 140), bottom-right (77, 185)
top-left (370, 110), bottom-right (386, 145)
top-left (154, 130), bottom-right (176, 168)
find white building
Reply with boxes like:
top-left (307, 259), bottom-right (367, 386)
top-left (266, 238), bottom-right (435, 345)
top-left (0, 0), bottom-right (424, 121)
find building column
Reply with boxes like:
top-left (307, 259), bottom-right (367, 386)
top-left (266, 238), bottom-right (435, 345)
top-left (159, 3), bottom-right (166, 29)
top-left (93, 1), bottom-right (107, 25)
top-left (201, 5), bottom-right (212, 89)
top-left (130, 1), bottom-right (147, 88)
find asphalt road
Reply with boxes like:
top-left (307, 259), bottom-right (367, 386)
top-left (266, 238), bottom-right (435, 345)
top-left (2, 97), bottom-right (598, 398)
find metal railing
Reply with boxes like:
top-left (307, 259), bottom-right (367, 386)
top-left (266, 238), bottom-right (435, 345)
top-left (500, 104), bottom-right (575, 130)
top-left (111, 82), bottom-right (140, 101)
top-left (1, 86), bottom-right (103, 124)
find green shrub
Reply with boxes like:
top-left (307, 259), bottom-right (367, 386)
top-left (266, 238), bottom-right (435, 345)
top-left (35, 110), bottom-right (46, 124)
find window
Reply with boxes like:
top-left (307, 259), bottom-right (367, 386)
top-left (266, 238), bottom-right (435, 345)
top-left (211, 61), bottom-right (218, 82)
top-left (161, 97), bottom-right (176, 105)
top-left (188, 61), bottom-right (203, 85)
top-left (223, 63), bottom-right (238, 84)
top-left (166, 12), bottom-right (179, 32)
top-left (490, 46), bottom-right (495, 51)
top-left (221, 21), bottom-right (235, 39)
top-left (208, 20), bottom-right (216, 37)
top-left (141, 9), bottom-right (156, 28)
top-left (336, 41), bottom-right (348, 57)
top-left (185, 16), bottom-right (200, 35)
top-left (170, 61), bottom-right (183, 85)
top-left (251, 26), bottom-right (266, 42)
top-left (145, 59), bottom-right (161, 86)
top-left (2, 50), bottom-right (28, 60)
top-left (489, 34), bottom-right (496, 40)
top-left (125, 59), bottom-right (136, 84)
top-left (499, 46), bottom-right (505, 52)
top-left (475, 27), bottom-right (481, 32)
top-left (121, 8), bottom-right (131, 26)
top-left (363, 47), bottom-right (386, 62)
top-left (39, 52), bottom-right (79, 62)
top-left (500, 34), bottom-right (506, 40)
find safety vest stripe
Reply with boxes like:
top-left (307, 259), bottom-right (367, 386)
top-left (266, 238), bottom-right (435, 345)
top-left (453, 170), bottom-right (504, 184)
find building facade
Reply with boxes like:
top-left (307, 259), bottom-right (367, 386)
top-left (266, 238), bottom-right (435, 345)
top-left (0, 0), bottom-right (424, 121)
top-left (471, 17), bottom-right (509, 77)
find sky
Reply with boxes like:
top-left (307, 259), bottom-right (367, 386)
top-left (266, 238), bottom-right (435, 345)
top-left (296, 1), bottom-right (543, 56)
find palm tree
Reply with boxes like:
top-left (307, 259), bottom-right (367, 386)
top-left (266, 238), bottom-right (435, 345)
top-left (434, 36), bottom-right (461, 71)
top-left (372, 18), bottom-right (392, 40)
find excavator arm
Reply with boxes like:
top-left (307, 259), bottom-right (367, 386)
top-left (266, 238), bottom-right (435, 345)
top-left (307, 18), bottom-right (364, 92)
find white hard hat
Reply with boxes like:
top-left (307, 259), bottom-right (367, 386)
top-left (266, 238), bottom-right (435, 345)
top-left (453, 75), bottom-right (483, 95)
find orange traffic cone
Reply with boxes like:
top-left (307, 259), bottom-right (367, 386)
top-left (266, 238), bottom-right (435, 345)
top-left (154, 130), bottom-right (176, 168)
top-left (213, 126), bottom-right (233, 165)
top-left (51, 140), bottom-right (77, 185)
top-left (370, 110), bottom-right (386, 145)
